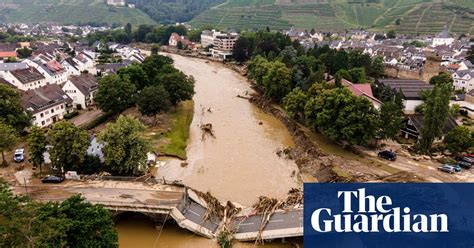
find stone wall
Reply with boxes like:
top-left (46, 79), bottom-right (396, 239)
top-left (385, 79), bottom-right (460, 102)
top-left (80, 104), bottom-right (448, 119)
top-left (384, 58), bottom-right (445, 82)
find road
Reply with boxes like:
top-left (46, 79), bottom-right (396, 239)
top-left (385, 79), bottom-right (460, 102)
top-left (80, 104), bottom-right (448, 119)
top-left (233, 210), bottom-right (303, 234)
top-left (181, 201), bottom-right (220, 232)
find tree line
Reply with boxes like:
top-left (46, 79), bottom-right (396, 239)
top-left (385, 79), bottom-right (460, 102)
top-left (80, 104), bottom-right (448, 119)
top-left (243, 30), bottom-right (472, 154)
top-left (0, 183), bottom-right (117, 247)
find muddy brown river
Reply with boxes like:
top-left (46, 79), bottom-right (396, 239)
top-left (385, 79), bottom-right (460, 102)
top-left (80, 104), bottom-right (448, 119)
top-left (157, 54), bottom-right (299, 206)
top-left (117, 54), bottom-right (301, 247)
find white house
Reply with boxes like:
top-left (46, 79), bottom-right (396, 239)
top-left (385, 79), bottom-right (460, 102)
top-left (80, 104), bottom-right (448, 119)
top-left (22, 84), bottom-right (73, 128)
top-left (24, 59), bottom-right (67, 85)
top-left (74, 52), bottom-right (96, 73)
top-left (62, 74), bottom-right (98, 109)
top-left (61, 58), bottom-right (81, 76)
top-left (458, 60), bottom-right (474, 71)
top-left (378, 79), bottom-right (434, 114)
top-left (0, 62), bottom-right (29, 83)
top-left (7, 67), bottom-right (47, 91)
top-left (452, 69), bottom-right (474, 92)
top-left (432, 25), bottom-right (454, 47)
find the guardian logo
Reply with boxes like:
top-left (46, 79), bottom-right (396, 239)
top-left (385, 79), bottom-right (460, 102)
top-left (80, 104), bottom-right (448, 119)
top-left (311, 188), bottom-right (449, 233)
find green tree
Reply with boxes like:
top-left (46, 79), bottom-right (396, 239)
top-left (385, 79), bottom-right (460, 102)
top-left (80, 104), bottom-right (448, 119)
top-left (16, 47), bottom-right (32, 58)
top-left (348, 67), bottom-right (367, 83)
top-left (233, 36), bottom-right (251, 63)
top-left (137, 85), bottom-right (172, 121)
top-left (443, 126), bottom-right (474, 154)
top-left (379, 100), bottom-right (404, 140)
top-left (369, 56), bottom-right (385, 78)
top-left (247, 55), bottom-right (270, 87)
top-left (177, 40), bottom-right (184, 50)
top-left (96, 75), bottom-right (136, 114)
top-left (59, 195), bottom-right (118, 247)
top-left (335, 69), bottom-right (352, 82)
top-left (0, 121), bottom-right (18, 166)
top-left (262, 61), bottom-right (292, 102)
top-left (305, 88), bottom-right (379, 146)
top-left (429, 72), bottom-right (453, 86)
top-left (155, 71), bottom-right (195, 106)
top-left (97, 115), bottom-right (150, 175)
top-left (124, 23), bottom-right (132, 39)
top-left (417, 82), bottom-right (452, 154)
top-left (118, 64), bottom-right (149, 90)
top-left (387, 30), bottom-right (396, 39)
top-left (48, 120), bottom-right (89, 172)
top-left (27, 126), bottom-right (47, 174)
top-left (0, 183), bottom-right (118, 248)
top-left (283, 87), bottom-right (307, 119)
top-left (0, 84), bottom-right (31, 132)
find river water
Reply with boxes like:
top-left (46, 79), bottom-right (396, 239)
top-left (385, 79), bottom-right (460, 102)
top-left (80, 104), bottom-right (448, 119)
top-left (157, 54), bottom-right (299, 206)
top-left (117, 54), bottom-right (301, 247)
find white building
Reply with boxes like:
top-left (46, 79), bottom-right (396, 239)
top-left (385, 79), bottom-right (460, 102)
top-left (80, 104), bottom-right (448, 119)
top-left (7, 67), bottom-right (47, 91)
top-left (201, 30), bottom-right (239, 60)
top-left (378, 79), bottom-right (434, 114)
top-left (24, 59), bottom-right (68, 85)
top-left (61, 58), bottom-right (81, 76)
top-left (22, 84), bottom-right (73, 128)
top-left (62, 74), bottom-right (98, 109)
top-left (0, 63), bottom-right (29, 83)
top-left (452, 70), bottom-right (474, 92)
top-left (432, 25), bottom-right (454, 47)
top-left (106, 0), bottom-right (125, 6)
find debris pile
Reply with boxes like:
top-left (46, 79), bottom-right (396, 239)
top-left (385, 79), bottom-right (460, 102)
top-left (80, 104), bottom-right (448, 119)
top-left (200, 123), bottom-right (216, 140)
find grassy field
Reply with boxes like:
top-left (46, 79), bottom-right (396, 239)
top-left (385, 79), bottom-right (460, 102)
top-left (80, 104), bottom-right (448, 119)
top-left (146, 101), bottom-right (194, 160)
top-left (190, 0), bottom-right (474, 34)
top-left (0, 0), bottom-right (156, 25)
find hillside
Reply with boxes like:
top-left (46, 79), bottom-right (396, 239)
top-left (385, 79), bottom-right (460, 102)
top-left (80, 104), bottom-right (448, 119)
top-left (0, 0), bottom-right (156, 26)
top-left (189, 0), bottom-right (474, 34)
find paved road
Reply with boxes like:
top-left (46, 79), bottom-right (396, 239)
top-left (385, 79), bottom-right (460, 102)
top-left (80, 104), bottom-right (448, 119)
top-left (181, 201), bottom-right (220, 232)
top-left (233, 210), bottom-right (303, 233)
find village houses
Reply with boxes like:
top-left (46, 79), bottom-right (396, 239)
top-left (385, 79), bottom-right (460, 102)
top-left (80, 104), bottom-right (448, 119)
top-left (62, 74), bottom-right (98, 109)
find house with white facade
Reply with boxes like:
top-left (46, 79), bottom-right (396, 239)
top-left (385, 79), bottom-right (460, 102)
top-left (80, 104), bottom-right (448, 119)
top-left (24, 59), bottom-right (68, 85)
top-left (453, 69), bottom-right (474, 92)
top-left (0, 63), bottom-right (29, 83)
top-left (22, 84), bottom-right (73, 128)
top-left (378, 79), bottom-right (434, 114)
top-left (61, 57), bottom-right (81, 76)
top-left (7, 67), bottom-right (47, 91)
top-left (62, 74), bottom-right (98, 109)
top-left (74, 52), bottom-right (96, 73)
top-left (432, 25), bottom-right (454, 47)
top-left (201, 30), bottom-right (239, 60)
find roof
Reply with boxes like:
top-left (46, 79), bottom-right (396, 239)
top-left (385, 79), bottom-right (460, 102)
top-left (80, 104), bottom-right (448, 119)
top-left (63, 57), bottom-right (79, 71)
top-left (10, 67), bottom-right (45, 84)
top-left (22, 84), bottom-right (72, 114)
top-left (468, 89), bottom-right (474, 97)
top-left (68, 74), bottom-right (98, 96)
top-left (378, 79), bottom-right (434, 100)
top-left (454, 69), bottom-right (474, 78)
top-left (436, 25), bottom-right (451, 39)
top-left (409, 115), bottom-right (458, 135)
top-left (0, 62), bottom-right (28, 71)
top-left (0, 51), bottom-right (17, 58)
top-left (328, 78), bottom-right (382, 107)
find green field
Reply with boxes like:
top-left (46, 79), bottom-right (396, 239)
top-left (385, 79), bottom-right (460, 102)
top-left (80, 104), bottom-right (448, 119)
top-left (190, 0), bottom-right (474, 34)
top-left (0, 0), bottom-right (156, 25)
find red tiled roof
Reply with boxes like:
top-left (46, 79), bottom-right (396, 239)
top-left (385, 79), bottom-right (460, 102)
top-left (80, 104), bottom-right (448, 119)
top-left (0, 51), bottom-right (17, 58)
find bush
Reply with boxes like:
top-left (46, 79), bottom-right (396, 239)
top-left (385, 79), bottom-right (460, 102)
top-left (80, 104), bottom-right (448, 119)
top-left (64, 111), bottom-right (79, 120)
top-left (77, 155), bottom-right (104, 174)
top-left (82, 112), bottom-right (114, 130)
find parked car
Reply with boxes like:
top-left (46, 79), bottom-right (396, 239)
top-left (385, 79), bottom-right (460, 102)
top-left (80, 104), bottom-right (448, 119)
top-left (460, 156), bottom-right (474, 164)
top-left (458, 161), bottom-right (472, 169)
top-left (41, 175), bottom-right (64, 184)
top-left (13, 149), bottom-right (25, 163)
top-left (465, 154), bottom-right (474, 158)
top-left (453, 164), bottom-right (462, 172)
top-left (377, 150), bottom-right (397, 161)
top-left (438, 164), bottom-right (456, 174)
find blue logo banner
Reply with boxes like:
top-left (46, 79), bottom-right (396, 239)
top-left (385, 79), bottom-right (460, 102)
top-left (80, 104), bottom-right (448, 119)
top-left (304, 183), bottom-right (474, 248)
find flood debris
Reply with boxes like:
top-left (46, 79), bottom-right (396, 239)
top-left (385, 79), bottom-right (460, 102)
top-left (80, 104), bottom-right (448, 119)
top-left (200, 123), bottom-right (216, 140)
top-left (236, 94), bottom-right (251, 100)
top-left (252, 196), bottom-right (282, 244)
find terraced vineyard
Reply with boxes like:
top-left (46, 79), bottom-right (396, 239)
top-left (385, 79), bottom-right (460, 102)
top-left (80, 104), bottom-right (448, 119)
top-left (0, 0), bottom-right (156, 25)
top-left (190, 0), bottom-right (474, 34)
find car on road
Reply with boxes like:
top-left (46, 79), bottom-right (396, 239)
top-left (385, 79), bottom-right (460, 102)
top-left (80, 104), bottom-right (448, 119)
top-left (41, 175), bottom-right (64, 184)
top-left (377, 150), bottom-right (397, 161)
top-left (438, 164), bottom-right (457, 174)
top-left (13, 149), bottom-right (25, 163)
top-left (458, 160), bottom-right (472, 169)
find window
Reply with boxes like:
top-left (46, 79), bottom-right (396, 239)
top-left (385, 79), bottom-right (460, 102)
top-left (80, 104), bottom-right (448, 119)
top-left (40, 113), bottom-right (44, 118)
top-left (51, 109), bottom-right (54, 114)
top-left (42, 121), bottom-right (45, 125)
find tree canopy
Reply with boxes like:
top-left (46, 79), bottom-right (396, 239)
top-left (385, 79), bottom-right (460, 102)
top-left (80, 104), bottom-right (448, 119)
top-left (0, 183), bottom-right (118, 248)
top-left (27, 126), bottom-right (47, 173)
top-left (0, 121), bottom-right (18, 166)
top-left (444, 126), bottom-right (474, 154)
top-left (48, 120), bottom-right (89, 172)
top-left (137, 85), bottom-right (172, 118)
top-left (97, 115), bottom-right (150, 176)
top-left (96, 74), bottom-right (136, 114)
top-left (0, 84), bottom-right (31, 132)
